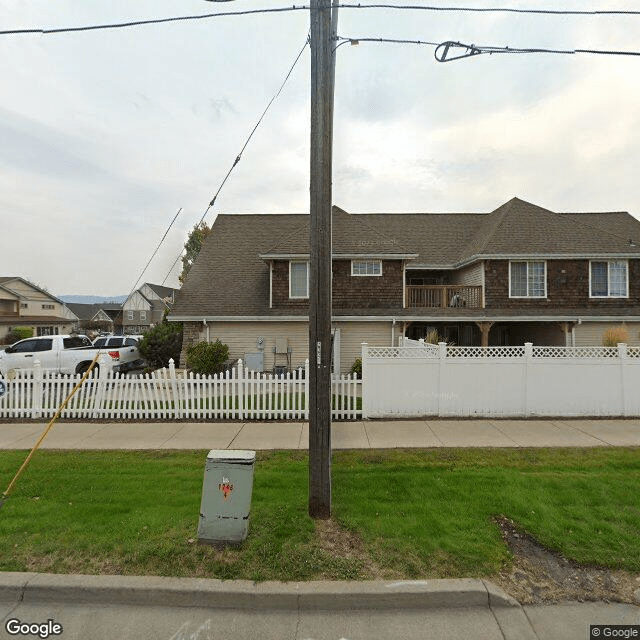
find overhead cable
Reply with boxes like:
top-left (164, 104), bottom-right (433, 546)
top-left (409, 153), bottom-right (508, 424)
top-left (0, 6), bottom-right (309, 36)
top-left (336, 35), bottom-right (640, 61)
top-left (161, 35), bottom-right (310, 285)
top-left (3, 4), bottom-right (640, 37)
top-left (127, 207), bottom-right (182, 301)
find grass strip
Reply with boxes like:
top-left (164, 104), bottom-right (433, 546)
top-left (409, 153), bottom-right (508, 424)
top-left (0, 448), bottom-right (638, 580)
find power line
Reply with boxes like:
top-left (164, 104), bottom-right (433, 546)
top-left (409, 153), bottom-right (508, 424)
top-left (3, 4), bottom-right (640, 37)
top-left (337, 35), bottom-right (640, 60)
top-left (336, 4), bottom-right (640, 16)
top-left (0, 6), bottom-right (309, 36)
top-left (127, 207), bottom-right (182, 302)
top-left (161, 35), bottom-right (310, 286)
top-left (436, 40), bottom-right (640, 61)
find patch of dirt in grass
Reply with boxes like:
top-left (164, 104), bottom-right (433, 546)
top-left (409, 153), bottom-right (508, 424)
top-left (493, 516), bottom-right (640, 605)
top-left (314, 518), bottom-right (401, 580)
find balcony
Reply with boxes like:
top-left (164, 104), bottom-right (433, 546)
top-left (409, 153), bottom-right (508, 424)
top-left (406, 285), bottom-right (483, 309)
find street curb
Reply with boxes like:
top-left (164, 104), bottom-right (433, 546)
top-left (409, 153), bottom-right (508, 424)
top-left (0, 573), bottom-right (519, 610)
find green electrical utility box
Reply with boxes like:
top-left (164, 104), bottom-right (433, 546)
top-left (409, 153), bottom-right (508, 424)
top-left (198, 450), bottom-right (256, 546)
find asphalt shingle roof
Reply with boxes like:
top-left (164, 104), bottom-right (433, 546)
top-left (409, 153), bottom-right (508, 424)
top-left (171, 198), bottom-right (640, 318)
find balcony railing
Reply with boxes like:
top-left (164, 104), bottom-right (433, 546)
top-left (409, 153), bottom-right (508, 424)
top-left (406, 285), bottom-right (483, 309)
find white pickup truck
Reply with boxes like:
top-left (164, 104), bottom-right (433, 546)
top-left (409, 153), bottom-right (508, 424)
top-left (0, 335), bottom-right (119, 378)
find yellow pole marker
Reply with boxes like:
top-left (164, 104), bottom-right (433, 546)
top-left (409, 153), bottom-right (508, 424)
top-left (1, 350), bottom-right (106, 509)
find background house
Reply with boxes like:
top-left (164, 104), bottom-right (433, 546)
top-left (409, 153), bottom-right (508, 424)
top-left (66, 303), bottom-right (123, 336)
top-left (122, 283), bottom-right (178, 335)
top-left (169, 198), bottom-right (640, 374)
top-left (0, 277), bottom-right (78, 342)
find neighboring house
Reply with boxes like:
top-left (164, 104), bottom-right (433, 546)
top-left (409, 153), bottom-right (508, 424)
top-left (0, 277), bottom-right (78, 342)
top-left (122, 283), bottom-right (178, 335)
top-left (168, 198), bottom-right (640, 374)
top-left (66, 303), bottom-right (123, 335)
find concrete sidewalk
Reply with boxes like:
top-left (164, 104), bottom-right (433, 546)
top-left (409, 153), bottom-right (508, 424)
top-left (0, 418), bottom-right (639, 450)
top-left (1, 572), bottom-right (638, 640)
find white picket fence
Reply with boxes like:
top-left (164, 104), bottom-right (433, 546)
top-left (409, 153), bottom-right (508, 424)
top-left (363, 341), bottom-right (640, 418)
top-left (0, 359), bottom-right (362, 421)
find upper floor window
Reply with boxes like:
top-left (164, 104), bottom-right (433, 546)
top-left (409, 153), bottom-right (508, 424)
top-left (20, 303), bottom-right (28, 309)
top-left (289, 261), bottom-right (309, 299)
top-left (41, 304), bottom-right (54, 310)
top-left (351, 260), bottom-right (382, 276)
top-left (127, 310), bottom-right (134, 321)
top-left (140, 310), bottom-right (147, 321)
top-left (590, 260), bottom-right (628, 298)
top-left (509, 261), bottom-right (546, 298)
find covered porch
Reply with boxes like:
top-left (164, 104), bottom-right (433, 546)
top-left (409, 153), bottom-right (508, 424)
top-left (402, 320), bottom-right (575, 347)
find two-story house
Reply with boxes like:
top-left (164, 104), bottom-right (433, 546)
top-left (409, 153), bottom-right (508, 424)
top-left (169, 198), bottom-right (640, 374)
top-left (122, 283), bottom-right (179, 335)
top-left (0, 277), bottom-right (78, 342)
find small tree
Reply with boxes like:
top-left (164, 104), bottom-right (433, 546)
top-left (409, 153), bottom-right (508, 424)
top-left (138, 322), bottom-right (183, 369)
top-left (179, 222), bottom-right (211, 285)
top-left (186, 340), bottom-right (229, 375)
top-left (349, 358), bottom-right (362, 379)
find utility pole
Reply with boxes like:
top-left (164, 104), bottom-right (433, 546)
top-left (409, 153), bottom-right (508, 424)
top-left (308, 0), bottom-right (337, 519)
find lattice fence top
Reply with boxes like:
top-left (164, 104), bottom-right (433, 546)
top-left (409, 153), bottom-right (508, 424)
top-left (533, 346), bottom-right (619, 358)
top-left (447, 346), bottom-right (525, 358)
top-left (366, 346), bottom-right (438, 359)
top-left (366, 344), bottom-right (640, 360)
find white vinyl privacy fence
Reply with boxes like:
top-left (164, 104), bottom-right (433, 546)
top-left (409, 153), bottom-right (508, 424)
top-left (0, 359), bottom-right (361, 421)
top-left (362, 341), bottom-right (640, 418)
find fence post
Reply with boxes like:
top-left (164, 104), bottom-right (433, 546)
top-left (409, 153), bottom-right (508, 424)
top-left (168, 358), bottom-right (182, 419)
top-left (91, 356), bottom-right (108, 419)
top-left (238, 359), bottom-right (245, 420)
top-left (437, 342), bottom-right (447, 417)
top-left (618, 343), bottom-right (628, 416)
top-left (32, 359), bottom-right (43, 419)
top-left (360, 343), bottom-right (368, 419)
top-left (523, 342), bottom-right (533, 418)
top-left (304, 359), bottom-right (310, 420)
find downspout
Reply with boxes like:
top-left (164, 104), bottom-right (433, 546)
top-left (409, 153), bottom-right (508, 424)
top-left (269, 262), bottom-right (273, 309)
top-left (402, 261), bottom-right (406, 309)
top-left (391, 318), bottom-right (396, 346)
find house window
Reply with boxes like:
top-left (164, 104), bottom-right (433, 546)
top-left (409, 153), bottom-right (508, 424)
top-left (590, 260), bottom-right (628, 298)
top-left (127, 310), bottom-right (134, 321)
top-left (140, 310), bottom-right (147, 321)
top-left (289, 261), bottom-right (309, 298)
top-left (351, 260), bottom-right (382, 276)
top-left (509, 261), bottom-right (546, 298)
top-left (41, 304), bottom-right (54, 310)
top-left (20, 303), bottom-right (28, 309)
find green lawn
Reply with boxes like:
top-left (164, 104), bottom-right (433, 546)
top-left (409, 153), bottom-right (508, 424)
top-left (0, 448), bottom-right (638, 581)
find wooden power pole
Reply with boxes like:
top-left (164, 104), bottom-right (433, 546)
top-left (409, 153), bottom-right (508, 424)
top-left (309, 0), bottom-right (337, 519)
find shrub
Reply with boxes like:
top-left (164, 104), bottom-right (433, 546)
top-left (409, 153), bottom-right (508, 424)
top-left (186, 340), bottom-right (229, 375)
top-left (424, 329), bottom-right (441, 345)
top-left (349, 357), bottom-right (362, 379)
top-left (138, 322), bottom-right (183, 369)
top-left (602, 326), bottom-right (629, 347)
top-left (12, 327), bottom-right (34, 340)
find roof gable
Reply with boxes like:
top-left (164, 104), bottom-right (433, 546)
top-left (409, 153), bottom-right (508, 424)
top-left (462, 197), bottom-right (639, 257)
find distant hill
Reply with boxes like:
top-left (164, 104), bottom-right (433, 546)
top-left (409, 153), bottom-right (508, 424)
top-left (60, 295), bottom-right (127, 305)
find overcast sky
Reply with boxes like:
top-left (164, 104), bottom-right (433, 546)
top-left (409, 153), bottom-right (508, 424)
top-left (1, 1), bottom-right (639, 297)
